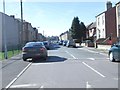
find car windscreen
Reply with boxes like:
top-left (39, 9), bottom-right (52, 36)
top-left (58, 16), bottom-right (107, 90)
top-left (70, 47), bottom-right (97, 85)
top-left (43, 42), bottom-right (48, 45)
top-left (25, 42), bottom-right (44, 47)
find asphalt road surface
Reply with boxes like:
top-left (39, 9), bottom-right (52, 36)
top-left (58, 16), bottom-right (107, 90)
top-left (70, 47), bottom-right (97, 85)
top-left (1, 45), bottom-right (120, 89)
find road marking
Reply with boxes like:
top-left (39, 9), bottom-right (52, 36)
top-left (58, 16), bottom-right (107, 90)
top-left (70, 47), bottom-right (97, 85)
top-left (10, 84), bottom-right (37, 88)
top-left (6, 63), bottom-right (32, 88)
top-left (40, 85), bottom-right (44, 88)
top-left (82, 62), bottom-right (106, 78)
top-left (88, 58), bottom-right (95, 61)
top-left (65, 51), bottom-right (77, 59)
top-left (78, 48), bottom-right (97, 53)
top-left (78, 48), bottom-right (108, 56)
top-left (32, 63), bottom-right (54, 65)
top-left (86, 82), bottom-right (92, 88)
top-left (99, 53), bottom-right (108, 56)
top-left (113, 78), bottom-right (119, 80)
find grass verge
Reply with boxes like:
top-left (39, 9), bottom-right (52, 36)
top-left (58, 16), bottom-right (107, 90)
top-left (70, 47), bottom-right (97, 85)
top-left (0, 50), bottom-right (21, 60)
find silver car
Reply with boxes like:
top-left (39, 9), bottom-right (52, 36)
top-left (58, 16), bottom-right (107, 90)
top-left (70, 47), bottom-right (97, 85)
top-left (22, 42), bottom-right (48, 61)
top-left (66, 40), bottom-right (76, 48)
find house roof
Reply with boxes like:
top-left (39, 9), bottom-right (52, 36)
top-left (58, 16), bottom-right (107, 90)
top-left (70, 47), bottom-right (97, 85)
top-left (116, 1), bottom-right (120, 5)
top-left (89, 22), bottom-right (96, 29)
top-left (96, 11), bottom-right (106, 17)
top-left (86, 22), bottom-right (96, 30)
top-left (60, 31), bottom-right (69, 36)
top-left (96, 6), bottom-right (116, 17)
top-left (86, 22), bottom-right (93, 29)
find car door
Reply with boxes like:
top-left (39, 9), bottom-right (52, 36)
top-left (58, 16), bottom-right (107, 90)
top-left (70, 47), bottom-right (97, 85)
top-left (117, 42), bottom-right (120, 60)
top-left (113, 42), bottom-right (120, 60)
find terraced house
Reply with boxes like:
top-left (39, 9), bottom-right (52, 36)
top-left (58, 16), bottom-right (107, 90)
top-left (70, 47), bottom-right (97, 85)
top-left (0, 12), bottom-right (38, 52)
top-left (116, 2), bottom-right (120, 38)
top-left (0, 12), bottom-right (21, 51)
top-left (96, 1), bottom-right (120, 45)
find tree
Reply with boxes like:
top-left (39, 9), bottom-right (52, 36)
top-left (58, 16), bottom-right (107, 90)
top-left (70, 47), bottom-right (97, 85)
top-left (70, 17), bottom-right (81, 40)
top-left (70, 17), bottom-right (86, 43)
top-left (80, 22), bottom-right (86, 41)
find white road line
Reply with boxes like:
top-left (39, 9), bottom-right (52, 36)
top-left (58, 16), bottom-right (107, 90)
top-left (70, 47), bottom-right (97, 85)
top-left (99, 53), bottom-right (107, 56)
top-left (82, 62), bottom-right (106, 78)
top-left (65, 51), bottom-right (77, 59)
top-left (88, 58), bottom-right (95, 61)
top-left (78, 48), bottom-right (108, 56)
top-left (32, 63), bottom-right (54, 65)
top-left (86, 82), bottom-right (92, 88)
top-left (78, 48), bottom-right (97, 53)
top-left (40, 85), bottom-right (44, 88)
top-left (10, 84), bottom-right (37, 88)
top-left (6, 63), bottom-right (32, 88)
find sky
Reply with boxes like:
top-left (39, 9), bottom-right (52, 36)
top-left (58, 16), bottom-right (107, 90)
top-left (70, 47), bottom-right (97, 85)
top-left (0, 0), bottom-right (118, 36)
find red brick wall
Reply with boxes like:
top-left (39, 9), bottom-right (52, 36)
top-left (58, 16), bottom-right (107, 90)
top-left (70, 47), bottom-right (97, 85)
top-left (105, 6), bottom-right (117, 39)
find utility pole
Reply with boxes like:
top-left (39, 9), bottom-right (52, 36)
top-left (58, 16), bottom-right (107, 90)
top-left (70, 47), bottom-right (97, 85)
top-left (43, 30), bottom-right (44, 36)
top-left (20, 0), bottom-right (23, 47)
top-left (3, 0), bottom-right (8, 59)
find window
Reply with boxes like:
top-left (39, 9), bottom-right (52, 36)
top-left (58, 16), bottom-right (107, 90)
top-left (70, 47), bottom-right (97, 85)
top-left (98, 17), bottom-right (100, 26)
top-left (102, 16), bottom-right (104, 25)
top-left (118, 6), bottom-right (120, 17)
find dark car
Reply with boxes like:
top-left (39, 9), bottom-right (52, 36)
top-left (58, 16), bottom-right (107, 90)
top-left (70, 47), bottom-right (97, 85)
top-left (58, 40), bottom-right (63, 45)
top-left (109, 41), bottom-right (120, 62)
top-left (63, 40), bottom-right (68, 46)
top-left (22, 42), bottom-right (48, 61)
top-left (43, 41), bottom-right (50, 50)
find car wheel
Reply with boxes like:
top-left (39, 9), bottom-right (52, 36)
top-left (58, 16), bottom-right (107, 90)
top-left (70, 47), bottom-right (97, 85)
top-left (44, 55), bottom-right (48, 61)
top-left (23, 58), bottom-right (27, 61)
top-left (109, 52), bottom-right (115, 62)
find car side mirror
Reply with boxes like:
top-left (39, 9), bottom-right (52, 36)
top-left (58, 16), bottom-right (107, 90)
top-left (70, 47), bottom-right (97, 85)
top-left (115, 45), bottom-right (119, 47)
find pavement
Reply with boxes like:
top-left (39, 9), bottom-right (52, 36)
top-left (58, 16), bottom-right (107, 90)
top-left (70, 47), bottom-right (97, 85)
top-left (1, 54), bottom-right (22, 69)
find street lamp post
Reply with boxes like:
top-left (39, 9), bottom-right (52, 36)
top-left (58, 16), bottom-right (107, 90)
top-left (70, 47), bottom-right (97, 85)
top-left (3, 0), bottom-right (8, 59)
top-left (20, 0), bottom-right (23, 47)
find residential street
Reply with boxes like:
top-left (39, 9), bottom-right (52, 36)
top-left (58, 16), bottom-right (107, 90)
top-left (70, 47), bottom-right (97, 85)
top-left (1, 45), bottom-right (120, 89)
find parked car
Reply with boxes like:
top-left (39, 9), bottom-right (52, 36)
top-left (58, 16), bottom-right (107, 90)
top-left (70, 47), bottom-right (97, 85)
top-left (63, 40), bottom-right (68, 46)
top-left (66, 40), bottom-right (76, 47)
top-left (108, 41), bottom-right (120, 62)
top-left (58, 40), bottom-right (63, 45)
top-left (43, 41), bottom-right (50, 50)
top-left (22, 42), bottom-right (48, 61)
top-left (85, 40), bottom-right (94, 47)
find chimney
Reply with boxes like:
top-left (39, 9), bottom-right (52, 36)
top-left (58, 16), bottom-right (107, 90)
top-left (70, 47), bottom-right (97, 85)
top-left (106, 1), bottom-right (112, 10)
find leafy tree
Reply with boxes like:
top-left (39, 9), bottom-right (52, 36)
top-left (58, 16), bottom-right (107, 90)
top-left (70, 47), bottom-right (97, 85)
top-left (70, 17), bottom-right (81, 40)
top-left (70, 17), bottom-right (86, 43)
top-left (80, 22), bottom-right (86, 41)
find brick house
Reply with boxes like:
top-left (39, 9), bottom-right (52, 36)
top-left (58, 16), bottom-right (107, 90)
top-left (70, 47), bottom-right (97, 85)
top-left (116, 2), bottom-right (120, 39)
top-left (96, 1), bottom-right (118, 45)
top-left (86, 22), bottom-right (96, 42)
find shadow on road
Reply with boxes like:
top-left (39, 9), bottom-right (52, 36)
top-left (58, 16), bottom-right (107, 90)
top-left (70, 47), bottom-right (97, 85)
top-left (76, 46), bottom-right (84, 48)
top-left (32, 56), bottom-right (67, 63)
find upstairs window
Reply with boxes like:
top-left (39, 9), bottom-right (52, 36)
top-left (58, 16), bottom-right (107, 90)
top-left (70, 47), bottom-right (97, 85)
top-left (98, 17), bottom-right (100, 26)
top-left (118, 6), bottom-right (120, 17)
top-left (102, 16), bottom-right (104, 25)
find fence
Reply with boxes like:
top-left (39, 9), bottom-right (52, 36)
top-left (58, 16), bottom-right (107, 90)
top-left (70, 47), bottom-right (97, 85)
top-left (0, 44), bottom-right (22, 60)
